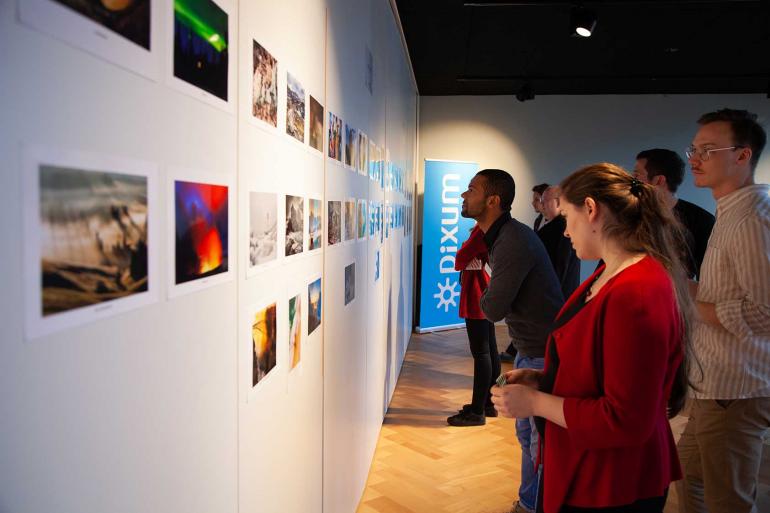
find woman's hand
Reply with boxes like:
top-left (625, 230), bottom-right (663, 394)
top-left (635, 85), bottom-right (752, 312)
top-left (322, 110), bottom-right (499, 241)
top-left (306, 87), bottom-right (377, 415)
top-left (502, 368), bottom-right (543, 389)
top-left (490, 384), bottom-right (537, 419)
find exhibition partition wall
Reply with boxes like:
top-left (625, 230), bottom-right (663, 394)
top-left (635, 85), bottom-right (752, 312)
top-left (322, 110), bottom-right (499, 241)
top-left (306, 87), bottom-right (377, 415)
top-left (0, 0), bottom-right (417, 511)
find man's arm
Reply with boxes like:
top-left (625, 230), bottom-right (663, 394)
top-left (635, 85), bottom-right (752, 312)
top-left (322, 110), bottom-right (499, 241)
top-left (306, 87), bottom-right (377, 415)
top-left (480, 229), bottom-right (535, 322)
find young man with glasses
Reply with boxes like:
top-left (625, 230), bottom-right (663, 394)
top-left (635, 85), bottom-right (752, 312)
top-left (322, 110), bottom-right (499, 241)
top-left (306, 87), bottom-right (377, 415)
top-left (633, 148), bottom-right (715, 279)
top-left (677, 108), bottom-right (770, 513)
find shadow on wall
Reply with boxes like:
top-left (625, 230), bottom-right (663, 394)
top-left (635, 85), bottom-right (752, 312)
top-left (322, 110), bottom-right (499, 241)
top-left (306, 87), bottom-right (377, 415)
top-left (383, 282), bottom-right (393, 416)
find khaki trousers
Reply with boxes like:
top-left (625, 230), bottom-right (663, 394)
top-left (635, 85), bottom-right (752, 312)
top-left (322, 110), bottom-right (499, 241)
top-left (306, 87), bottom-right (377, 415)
top-left (676, 397), bottom-right (770, 513)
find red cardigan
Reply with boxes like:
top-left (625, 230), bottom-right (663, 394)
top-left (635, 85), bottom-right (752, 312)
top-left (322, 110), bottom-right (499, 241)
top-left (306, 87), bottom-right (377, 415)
top-left (454, 225), bottom-right (489, 319)
top-left (542, 256), bottom-right (683, 513)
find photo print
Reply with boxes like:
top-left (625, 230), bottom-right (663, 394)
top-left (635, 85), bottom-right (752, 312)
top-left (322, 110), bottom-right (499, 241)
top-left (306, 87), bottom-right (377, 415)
top-left (53, 0), bottom-right (150, 49)
top-left (344, 262), bottom-right (355, 305)
top-left (328, 200), bottom-right (341, 246)
top-left (343, 199), bottom-right (355, 241)
top-left (174, 180), bottom-right (229, 285)
top-left (285, 195), bottom-right (304, 256)
top-left (328, 111), bottom-right (342, 161)
top-left (357, 132), bottom-right (368, 175)
top-left (38, 165), bottom-right (149, 317)
top-left (344, 124), bottom-right (356, 168)
top-left (288, 293), bottom-right (301, 369)
top-left (308, 96), bottom-right (324, 153)
top-left (173, 0), bottom-right (229, 101)
top-left (286, 72), bottom-right (305, 143)
top-left (357, 199), bottom-right (366, 240)
top-left (368, 139), bottom-right (376, 180)
top-left (308, 277), bottom-right (322, 336)
top-left (252, 302), bottom-right (277, 387)
top-left (19, 0), bottom-right (158, 80)
top-left (308, 198), bottom-right (322, 251)
top-left (369, 200), bottom-right (376, 239)
top-left (252, 40), bottom-right (278, 127)
top-left (248, 191), bottom-right (277, 271)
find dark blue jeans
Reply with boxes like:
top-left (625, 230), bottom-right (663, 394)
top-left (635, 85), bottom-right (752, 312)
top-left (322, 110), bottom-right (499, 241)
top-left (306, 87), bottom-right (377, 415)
top-left (514, 353), bottom-right (544, 512)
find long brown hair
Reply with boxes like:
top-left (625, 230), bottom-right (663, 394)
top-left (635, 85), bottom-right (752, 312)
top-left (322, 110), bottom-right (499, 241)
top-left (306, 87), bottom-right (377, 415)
top-left (560, 162), bottom-right (697, 417)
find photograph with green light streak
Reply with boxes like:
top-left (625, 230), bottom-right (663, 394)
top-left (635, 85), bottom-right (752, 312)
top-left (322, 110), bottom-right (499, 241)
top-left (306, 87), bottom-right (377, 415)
top-left (173, 0), bottom-right (228, 101)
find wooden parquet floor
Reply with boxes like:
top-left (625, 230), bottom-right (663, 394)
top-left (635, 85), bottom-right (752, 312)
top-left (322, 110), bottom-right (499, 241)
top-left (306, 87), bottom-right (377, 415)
top-left (356, 326), bottom-right (770, 513)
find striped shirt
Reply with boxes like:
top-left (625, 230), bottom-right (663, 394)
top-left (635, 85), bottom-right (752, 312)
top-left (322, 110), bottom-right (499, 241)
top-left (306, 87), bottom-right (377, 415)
top-left (692, 184), bottom-right (770, 399)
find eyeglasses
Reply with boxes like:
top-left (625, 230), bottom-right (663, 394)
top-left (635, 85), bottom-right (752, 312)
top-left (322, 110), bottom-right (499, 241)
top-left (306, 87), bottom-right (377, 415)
top-left (685, 145), bottom-right (743, 161)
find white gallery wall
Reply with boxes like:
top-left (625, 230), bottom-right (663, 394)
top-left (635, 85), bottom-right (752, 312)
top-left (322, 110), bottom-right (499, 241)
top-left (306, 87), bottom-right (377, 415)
top-left (419, 94), bottom-right (770, 280)
top-left (0, 0), bottom-right (417, 512)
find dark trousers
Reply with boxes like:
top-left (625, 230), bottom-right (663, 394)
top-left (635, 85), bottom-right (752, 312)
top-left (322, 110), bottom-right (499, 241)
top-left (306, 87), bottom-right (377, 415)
top-left (557, 490), bottom-right (667, 513)
top-left (465, 318), bottom-right (500, 414)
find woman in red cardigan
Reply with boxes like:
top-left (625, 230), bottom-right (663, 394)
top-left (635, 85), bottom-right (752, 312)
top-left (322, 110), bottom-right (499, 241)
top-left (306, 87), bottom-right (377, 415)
top-left (447, 224), bottom-right (501, 427)
top-left (491, 163), bottom-right (694, 512)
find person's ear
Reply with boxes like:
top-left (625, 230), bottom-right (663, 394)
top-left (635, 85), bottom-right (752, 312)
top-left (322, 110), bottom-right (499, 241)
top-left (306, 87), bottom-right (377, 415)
top-left (736, 147), bottom-right (753, 167)
top-left (585, 197), bottom-right (598, 222)
top-left (653, 175), bottom-right (666, 188)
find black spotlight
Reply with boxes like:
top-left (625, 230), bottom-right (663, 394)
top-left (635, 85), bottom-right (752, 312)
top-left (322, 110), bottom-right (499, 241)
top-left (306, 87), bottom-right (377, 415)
top-left (516, 83), bottom-right (534, 102)
top-left (570, 6), bottom-right (597, 37)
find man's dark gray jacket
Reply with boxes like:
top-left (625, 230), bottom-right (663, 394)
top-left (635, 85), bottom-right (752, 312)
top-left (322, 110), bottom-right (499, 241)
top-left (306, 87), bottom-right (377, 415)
top-left (480, 213), bottom-right (564, 358)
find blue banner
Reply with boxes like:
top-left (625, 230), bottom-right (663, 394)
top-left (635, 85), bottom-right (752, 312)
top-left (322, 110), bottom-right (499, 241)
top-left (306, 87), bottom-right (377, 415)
top-left (418, 159), bottom-right (478, 331)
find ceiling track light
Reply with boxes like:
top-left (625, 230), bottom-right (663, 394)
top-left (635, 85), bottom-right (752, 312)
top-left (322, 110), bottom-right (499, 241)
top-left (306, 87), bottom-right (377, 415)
top-left (570, 5), bottom-right (597, 37)
top-left (516, 83), bottom-right (535, 102)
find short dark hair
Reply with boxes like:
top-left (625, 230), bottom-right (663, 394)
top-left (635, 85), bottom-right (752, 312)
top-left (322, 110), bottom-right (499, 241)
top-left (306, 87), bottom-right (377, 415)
top-left (476, 169), bottom-right (515, 212)
top-left (697, 108), bottom-right (766, 170)
top-left (532, 183), bottom-right (550, 195)
top-left (636, 148), bottom-right (685, 193)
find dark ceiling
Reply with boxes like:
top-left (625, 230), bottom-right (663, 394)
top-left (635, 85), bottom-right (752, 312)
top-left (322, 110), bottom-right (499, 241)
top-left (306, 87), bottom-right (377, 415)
top-left (394, 0), bottom-right (770, 96)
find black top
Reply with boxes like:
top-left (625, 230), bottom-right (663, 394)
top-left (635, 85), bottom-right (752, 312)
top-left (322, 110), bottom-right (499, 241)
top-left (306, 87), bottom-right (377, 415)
top-left (535, 275), bottom-right (597, 438)
top-left (673, 198), bottom-right (715, 280)
top-left (537, 216), bottom-right (581, 300)
top-left (533, 213), bottom-right (543, 231)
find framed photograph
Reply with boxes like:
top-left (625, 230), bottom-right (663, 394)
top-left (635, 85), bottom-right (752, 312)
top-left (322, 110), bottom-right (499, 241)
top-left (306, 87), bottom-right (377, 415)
top-left (344, 124), bottom-right (356, 169)
top-left (327, 111), bottom-right (342, 162)
top-left (357, 131), bottom-right (368, 176)
top-left (308, 198), bottom-right (322, 251)
top-left (356, 199), bottom-right (367, 240)
top-left (249, 300), bottom-right (278, 390)
top-left (343, 199), bottom-right (356, 242)
top-left (285, 72), bottom-right (305, 143)
top-left (19, 0), bottom-right (160, 80)
top-left (344, 262), bottom-right (355, 306)
top-left (23, 146), bottom-right (159, 339)
top-left (167, 0), bottom-right (235, 112)
top-left (168, 171), bottom-right (234, 297)
top-left (247, 191), bottom-right (278, 276)
top-left (307, 276), bottom-right (322, 336)
top-left (251, 39), bottom-right (278, 128)
top-left (285, 195), bottom-right (304, 257)
top-left (327, 200), bottom-right (341, 246)
top-left (308, 96), bottom-right (324, 153)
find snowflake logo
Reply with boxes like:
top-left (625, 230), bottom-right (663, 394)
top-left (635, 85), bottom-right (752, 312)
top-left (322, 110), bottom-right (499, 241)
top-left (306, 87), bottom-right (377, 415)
top-left (433, 277), bottom-right (460, 312)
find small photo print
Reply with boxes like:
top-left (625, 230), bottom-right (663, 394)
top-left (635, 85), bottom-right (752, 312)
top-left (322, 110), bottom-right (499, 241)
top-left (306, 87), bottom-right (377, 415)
top-left (308, 95), bottom-right (324, 153)
top-left (344, 262), bottom-right (355, 306)
top-left (328, 200), bottom-right (341, 246)
top-left (285, 195), bottom-right (304, 256)
top-left (252, 40), bottom-right (278, 126)
top-left (288, 293), bottom-right (301, 369)
top-left (174, 0), bottom-right (229, 101)
top-left (248, 191), bottom-right (277, 270)
top-left (357, 199), bottom-right (366, 239)
top-left (357, 132), bottom-right (368, 175)
top-left (343, 199), bottom-right (356, 241)
top-left (344, 124), bottom-right (356, 168)
top-left (175, 180), bottom-right (229, 285)
top-left (286, 72), bottom-right (305, 142)
top-left (308, 198), bottom-right (322, 251)
top-left (252, 302), bottom-right (277, 387)
top-left (54, 0), bottom-right (150, 49)
top-left (368, 140), bottom-right (376, 180)
top-left (308, 277), bottom-right (322, 335)
top-left (369, 200), bottom-right (376, 238)
top-left (328, 112), bottom-right (342, 161)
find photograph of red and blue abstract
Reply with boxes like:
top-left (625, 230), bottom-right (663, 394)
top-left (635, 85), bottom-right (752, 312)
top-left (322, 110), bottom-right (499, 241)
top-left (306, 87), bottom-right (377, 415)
top-left (173, 0), bottom-right (228, 101)
top-left (174, 180), bottom-right (228, 284)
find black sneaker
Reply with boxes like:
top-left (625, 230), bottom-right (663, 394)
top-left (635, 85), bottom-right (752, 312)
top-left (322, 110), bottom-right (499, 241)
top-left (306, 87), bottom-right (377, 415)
top-left (447, 410), bottom-right (486, 426)
top-left (460, 404), bottom-right (498, 417)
